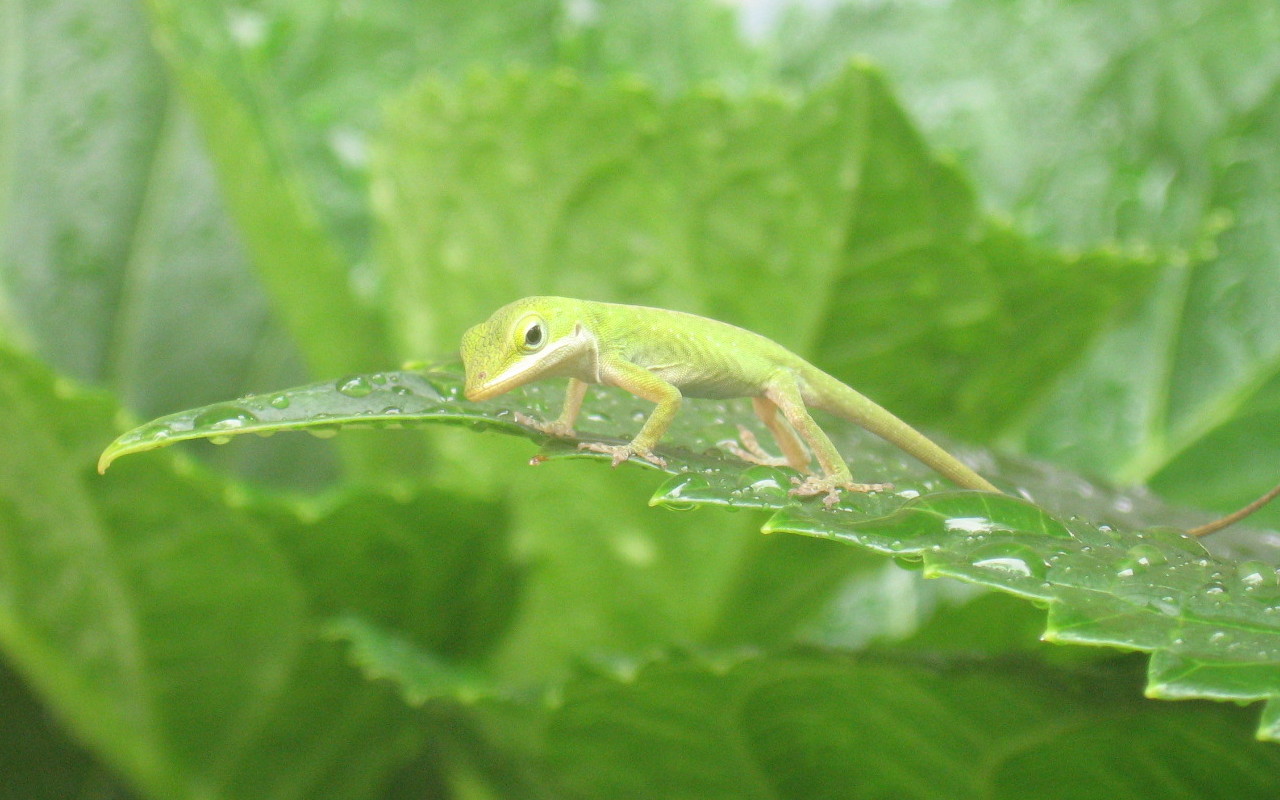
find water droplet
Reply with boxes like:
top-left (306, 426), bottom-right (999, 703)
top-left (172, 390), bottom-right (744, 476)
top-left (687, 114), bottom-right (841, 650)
top-left (970, 542), bottom-right (1048, 581)
top-left (652, 473), bottom-right (710, 510)
top-left (1125, 544), bottom-right (1168, 567)
top-left (946, 516), bottom-right (998, 534)
top-left (269, 393), bottom-right (291, 409)
top-left (307, 427), bottom-right (340, 439)
top-left (209, 435), bottom-right (232, 445)
top-left (1117, 544), bottom-right (1170, 576)
top-left (192, 405), bottom-right (258, 433)
top-left (337, 375), bottom-right (374, 398)
top-left (135, 423), bottom-right (173, 442)
top-left (735, 465), bottom-right (791, 501)
top-left (1237, 561), bottom-right (1275, 587)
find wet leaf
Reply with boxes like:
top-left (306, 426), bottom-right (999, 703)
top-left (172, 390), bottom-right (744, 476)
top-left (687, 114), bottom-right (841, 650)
top-left (100, 364), bottom-right (1280, 740)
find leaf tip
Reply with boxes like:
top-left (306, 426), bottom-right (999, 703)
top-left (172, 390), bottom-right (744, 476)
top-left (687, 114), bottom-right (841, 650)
top-left (97, 445), bottom-right (120, 474)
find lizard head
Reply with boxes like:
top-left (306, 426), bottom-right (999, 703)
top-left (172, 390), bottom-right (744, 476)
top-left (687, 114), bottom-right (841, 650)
top-left (460, 296), bottom-right (593, 401)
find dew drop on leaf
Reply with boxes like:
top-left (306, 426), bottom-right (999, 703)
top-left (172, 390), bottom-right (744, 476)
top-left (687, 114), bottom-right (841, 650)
top-left (970, 542), bottom-right (1048, 581)
top-left (1237, 561), bottom-right (1276, 587)
top-left (945, 516), bottom-right (998, 534)
top-left (337, 375), bottom-right (374, 398)
top-left (1117, 544), bottom-right (1169, 578)
top-left (192, 405), bottom-right (258, 432)
top-left (268, 393), bottom-right (291, 409)
top-left (652, 473), bottom-right (711, 510)
top-left (736, 465), bottom-right (791, 500)
top-left (134, 423), bottom-right (173, 443)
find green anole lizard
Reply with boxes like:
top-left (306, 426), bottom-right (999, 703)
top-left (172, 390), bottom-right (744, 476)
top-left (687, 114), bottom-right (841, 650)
top-left (460, 296), bottom-right (1279, 534)
top-left (460, 296), bottom-right (998, 506)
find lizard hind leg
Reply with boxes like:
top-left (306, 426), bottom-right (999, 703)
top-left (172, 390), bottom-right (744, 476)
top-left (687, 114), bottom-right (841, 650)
top-left (765, 375), bottom-right (892, 506)
top-left (718, 397), bottom-right (811, 471)
top-left (752, 396), bottom-right (811, 471)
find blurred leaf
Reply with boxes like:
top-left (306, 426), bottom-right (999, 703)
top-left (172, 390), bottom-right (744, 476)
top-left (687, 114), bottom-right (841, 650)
top-left (559, 0), bottom-right (766, 94)
top-left (1021, 86), bottom-right (1280, 521)
top-left (0, 0), bottom-right (298, 393)
top-left (0, 0), bottom-right (334, 488)
top-left (772, 0), bottom-right (1280, 248)
top-left (144, 7), bottom-right (392, 380)
top-left (374, 67), bottom-right (1153, 440)
top-left (142, 0), bottom-right (565, 263)
top-left (350, 647), bottom-right (1280, 799)
top-left (0, 659), bottom-right (139, 800)
top-left (0, 347), bottom-right (523, 799)
top-left (764, 0), bottom-right (1280, 539)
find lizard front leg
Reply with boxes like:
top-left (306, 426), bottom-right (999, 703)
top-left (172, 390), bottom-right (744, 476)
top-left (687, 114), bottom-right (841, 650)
top-left (515, 377), bottom-right (588, 438)
top-left (578, 360), bottom-right (679, 468)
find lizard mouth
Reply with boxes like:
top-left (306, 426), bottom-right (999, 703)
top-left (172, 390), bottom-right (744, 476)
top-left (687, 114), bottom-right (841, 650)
top-left (463, 371), bottom-right (490, 401)
top-left (464, 355), bottom-right (549, 401)
top-left (463, 335), bottom-right (588, 401)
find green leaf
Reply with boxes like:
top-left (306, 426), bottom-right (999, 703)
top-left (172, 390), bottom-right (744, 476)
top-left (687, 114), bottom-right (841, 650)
top-left (345, 644), bottom-right (1280, 798)
top-left (0, 0), bottom-right (336, 489)
top-left (0, 660), bottom-right (140, 800)
top-left (142, 0), bottom-right (566, 264)
top-left (99, 365), bottom-right (1280, 738)
top-left (143, 6), bottom-right (392, 382)
top-left (1, 348), bottom-right (526, 799)
top-left (772, 0), bottom-right (1280, 248)
top-left (0, 0), bottom-right (299, 397)
top-left (1021, 86), bottom-right (1280, 520)
top-left (768, 0), bottom-right (1280, 536)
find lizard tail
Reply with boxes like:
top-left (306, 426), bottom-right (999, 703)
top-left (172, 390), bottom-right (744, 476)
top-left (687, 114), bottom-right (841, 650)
top-left (806, 369), bottom-right (1000, 493)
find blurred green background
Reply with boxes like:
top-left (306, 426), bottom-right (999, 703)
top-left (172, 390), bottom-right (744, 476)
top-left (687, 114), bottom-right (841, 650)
top-left (4, 0), bottom-right (1280, 797)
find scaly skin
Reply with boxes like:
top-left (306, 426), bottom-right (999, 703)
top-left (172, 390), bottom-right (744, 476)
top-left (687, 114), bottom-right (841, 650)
top-left (459, 296), bottom-right (999, 506)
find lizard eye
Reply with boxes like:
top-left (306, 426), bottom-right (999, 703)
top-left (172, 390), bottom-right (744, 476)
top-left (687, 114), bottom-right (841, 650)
top-left (521, 319), bottom-right (545, 351)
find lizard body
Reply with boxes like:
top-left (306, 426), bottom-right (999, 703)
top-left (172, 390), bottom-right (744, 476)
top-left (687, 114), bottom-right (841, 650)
top-left (460, 296), bottom-right (998, 504)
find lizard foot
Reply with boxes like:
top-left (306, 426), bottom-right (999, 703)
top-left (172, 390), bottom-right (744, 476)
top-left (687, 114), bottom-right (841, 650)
top-left (578, 441), bottom-right (668, 468)
top-left (514, 411), bottom-right (575, 438)
top-left (789, 476), bottom-right (893, 508)
top-left (719, 426), bottom-right (791, 468)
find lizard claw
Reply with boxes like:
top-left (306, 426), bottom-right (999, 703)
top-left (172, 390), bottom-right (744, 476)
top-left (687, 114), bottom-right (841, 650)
top-left (514, 411), bottom-right (575, 438)
top-left (719, 426), bottom-right (791, 467)
top-left (578, 442), bottom-right (668, 468)
top-left (789, 476), bottom-right (893, 508)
